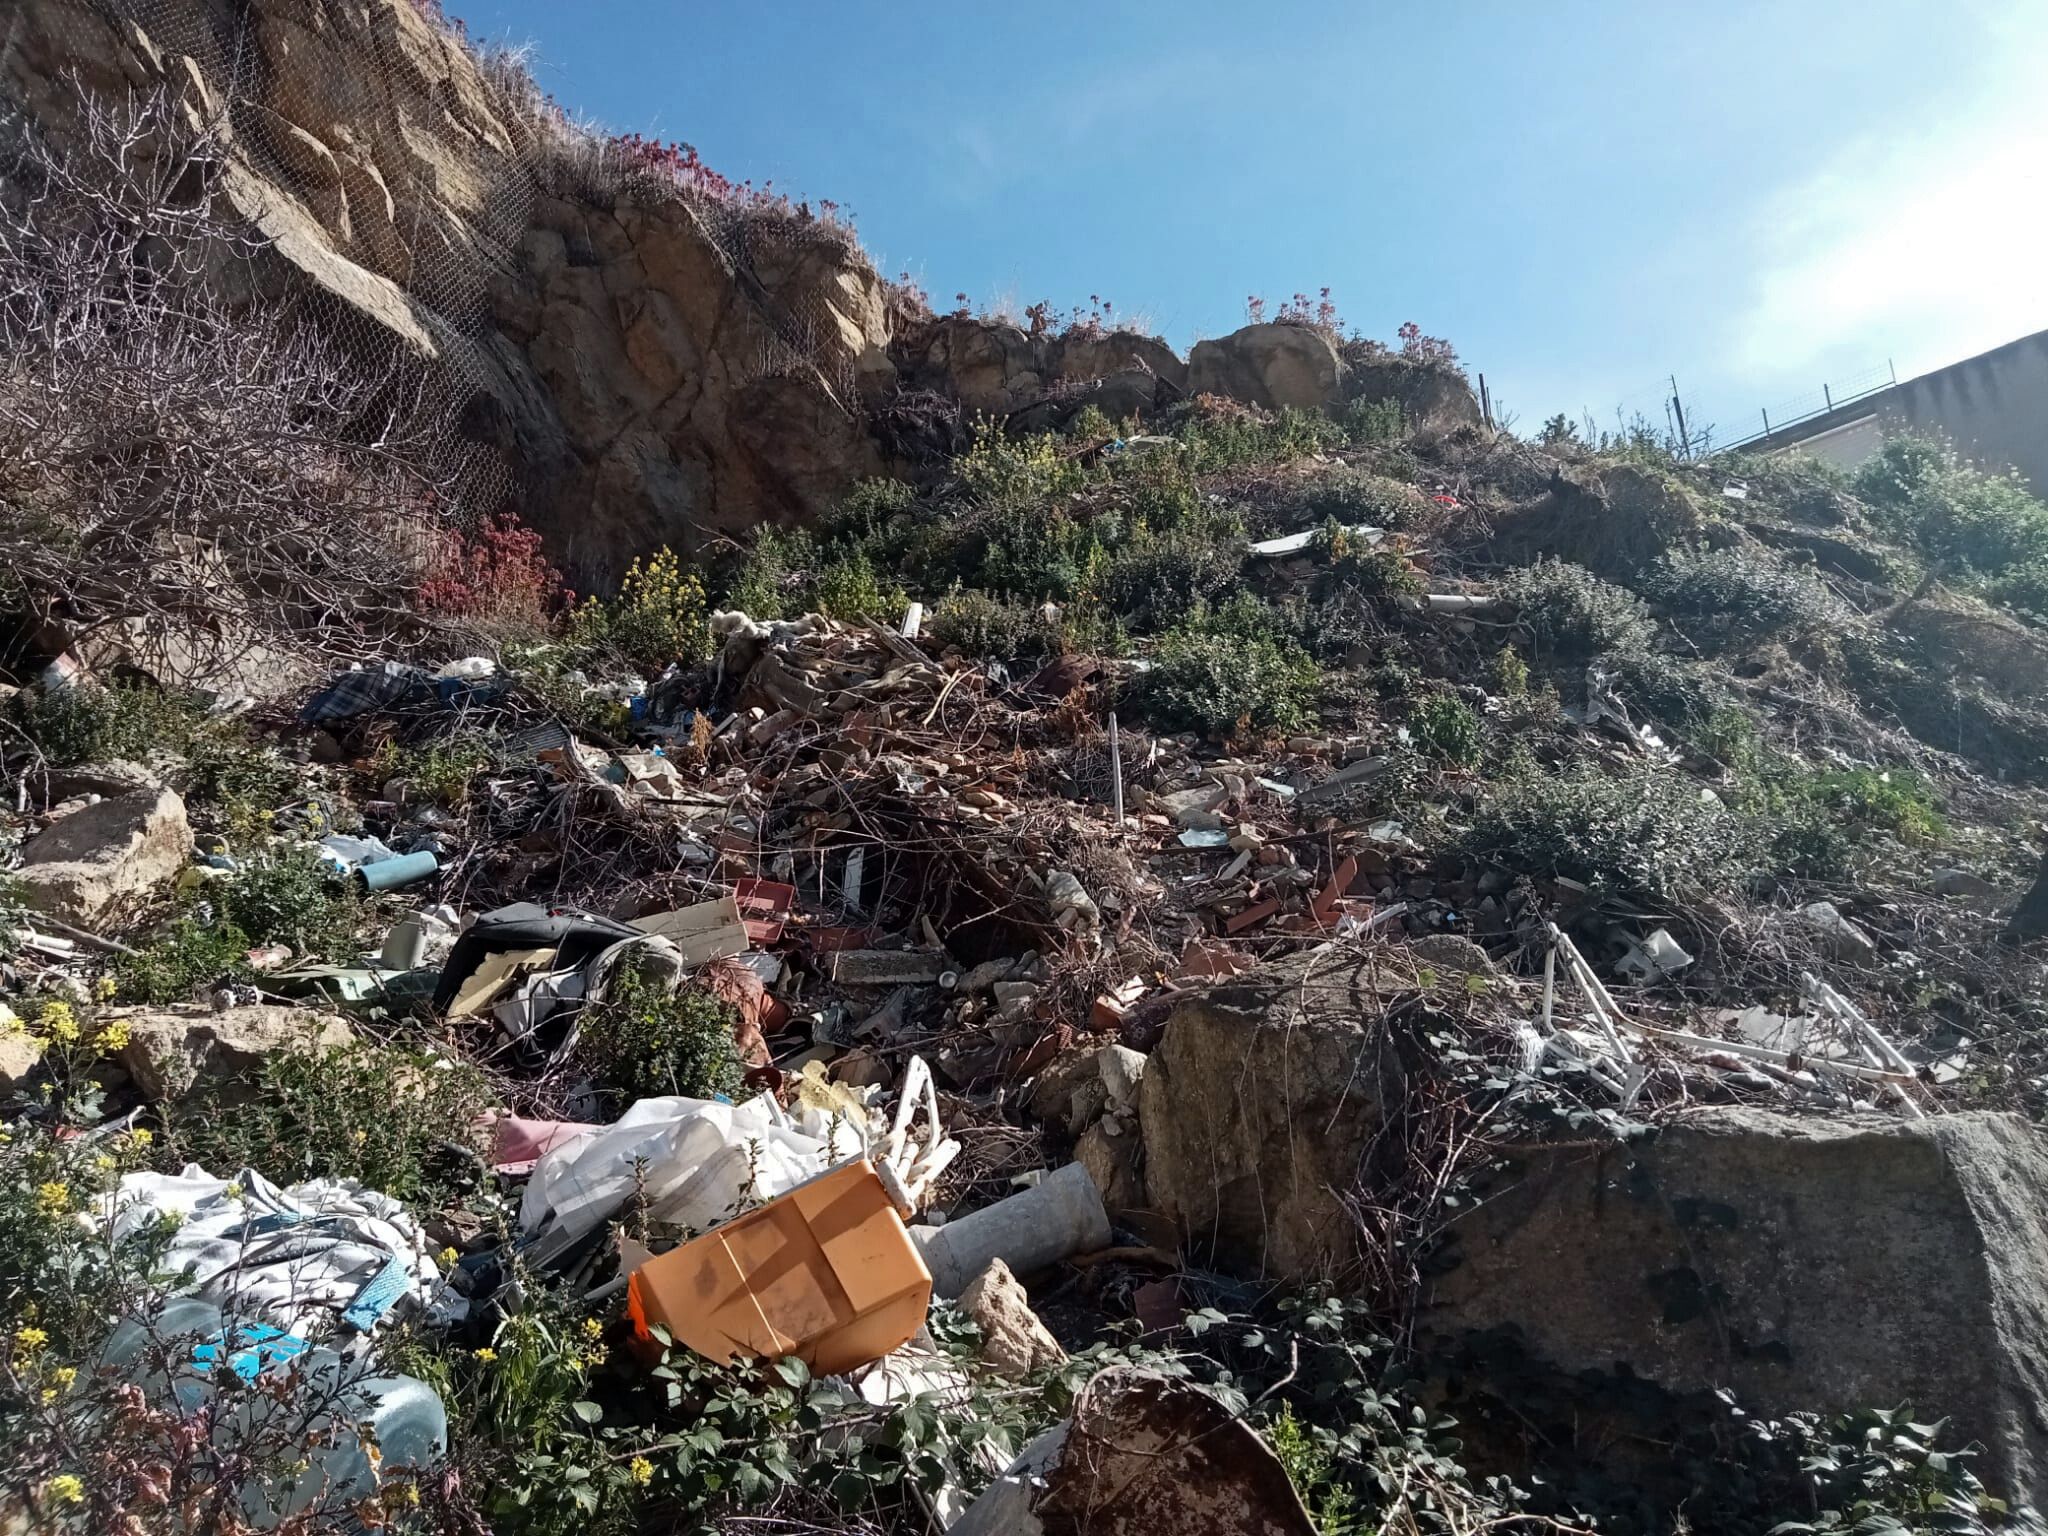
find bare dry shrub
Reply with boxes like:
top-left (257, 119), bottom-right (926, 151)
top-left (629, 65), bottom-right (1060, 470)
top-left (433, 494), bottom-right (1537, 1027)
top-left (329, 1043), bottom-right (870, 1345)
top-left (0, 88), bottom-right (481, 674)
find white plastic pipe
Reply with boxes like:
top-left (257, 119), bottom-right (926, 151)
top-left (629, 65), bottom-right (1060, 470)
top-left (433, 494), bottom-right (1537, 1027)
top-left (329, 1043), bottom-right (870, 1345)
top-left (910, 1163), bottom-right (1109, 1296)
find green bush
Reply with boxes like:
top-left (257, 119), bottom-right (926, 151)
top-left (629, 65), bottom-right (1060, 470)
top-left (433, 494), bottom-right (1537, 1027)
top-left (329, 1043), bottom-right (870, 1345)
top-left (162, 1035), bottom-right (490, 1202)
top-left (1604, 649), bottom-right (1727, 727)
top-left (809, 547), bottom-right (906, 622)
top-left (113, 916), bottom-right (253, 1004)
top-left (1460, 756), bottom-right (1756, 901)
top-left (823, 475), bottom-right (917, 540)
top-left (1173, 404), bottom-right (1344, 474)
top-left (1989, 561), bottom-right (2048, 626)
top-left (1643, 545), bottom-right (1843, 641)
top-left (569, 548), bottom-right (711, 672)
top-left (1409, 692), bottom-right (1482, 765)
top-left (1098, 527), bottom-right (1245, 631)
top-left (1498, 559), bottom-right (1655, 660)
top-left (1856, 436), bottom-right (2048, 574)
top-left (1139, 596), bottom-right (1321, 740)
top-left (182, 727), bottom-right (301, 835)
top-left (1799, 765), bottom-right (1943, 842)
top-left (219, 848), bottom-right (365, 962)
top-left (1852, 436), bottom-right (1950, 512)
top-left (8, 683), bottom-right (206, 767)
top-left (577, 961), bottom-right (746, 1107)
top-left (1340, 395), bottom-right (1406, 445)
top-left (957, 419), bottom-right (1088, 507)
top-left (928, 589), bottom-right (1057, 661)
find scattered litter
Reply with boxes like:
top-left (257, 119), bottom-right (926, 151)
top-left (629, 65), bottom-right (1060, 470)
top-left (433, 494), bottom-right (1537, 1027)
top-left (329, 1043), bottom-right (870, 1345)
top-left (103, 1166), bottom-right (445, 1338)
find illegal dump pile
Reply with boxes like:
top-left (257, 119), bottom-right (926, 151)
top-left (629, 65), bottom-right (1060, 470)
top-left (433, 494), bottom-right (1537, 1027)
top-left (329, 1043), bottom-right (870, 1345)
top-left (10, 410), bottom-right (2048, 1536)
top-left (9, 30), bottom-right (2048, 1536)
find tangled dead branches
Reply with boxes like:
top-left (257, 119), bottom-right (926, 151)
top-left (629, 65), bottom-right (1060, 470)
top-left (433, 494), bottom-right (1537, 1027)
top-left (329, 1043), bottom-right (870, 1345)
top-left (0, 86), bottom-right (482, 673)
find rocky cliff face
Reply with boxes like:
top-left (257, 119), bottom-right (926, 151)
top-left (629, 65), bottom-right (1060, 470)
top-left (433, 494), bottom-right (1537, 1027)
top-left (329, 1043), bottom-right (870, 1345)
top-left (1, 0), bottom-right (1478, 589)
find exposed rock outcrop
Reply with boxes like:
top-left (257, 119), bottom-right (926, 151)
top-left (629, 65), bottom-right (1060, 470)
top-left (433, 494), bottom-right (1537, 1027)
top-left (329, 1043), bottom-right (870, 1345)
top-left (1, 0), bottom-right (1476, 589)
top-left (1139, 952), bottom-right (1407, 1281)
top-left (2, 0), bottom-right (891, 587)
top-left (1424, 1108), bottom-right (2048, 1509)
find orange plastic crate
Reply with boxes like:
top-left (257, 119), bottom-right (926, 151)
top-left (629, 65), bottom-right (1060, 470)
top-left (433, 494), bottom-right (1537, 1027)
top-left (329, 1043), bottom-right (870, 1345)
top-left (627, 1158), bottom-right (931, 1377)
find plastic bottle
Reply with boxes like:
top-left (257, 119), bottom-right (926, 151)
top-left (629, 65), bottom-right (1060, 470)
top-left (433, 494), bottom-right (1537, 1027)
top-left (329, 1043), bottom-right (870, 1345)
top-left (102, 1298), bottom-right (446, 1526)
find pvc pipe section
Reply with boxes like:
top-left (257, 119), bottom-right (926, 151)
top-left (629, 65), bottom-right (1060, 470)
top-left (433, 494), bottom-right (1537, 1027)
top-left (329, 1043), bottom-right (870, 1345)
top-left (355, 850), bottom-right (439, 892)
top-left (910, 1162), bottom-right (1110, 1297)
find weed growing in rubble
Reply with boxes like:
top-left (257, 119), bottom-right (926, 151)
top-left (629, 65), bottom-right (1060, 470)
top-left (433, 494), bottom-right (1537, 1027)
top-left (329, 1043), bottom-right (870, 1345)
top-left (1409, 691), bottom-right (1483, 765)
top-left (1498, 558), bottom-right (1656, 662)
top-left (1174, 403), bottom-right (1344, 475)
top-left (1098, 526), bottom-right (1247, 631)
top-left (218, 848), bottom-right (365, 962)
top-left (569, 548), bottom-right (711, 673)
top-left (1643, 545), bottom-right (1844, 643)
top-left (112, 916), bottom-right (253, 1004)
top-left (722, 526), bottom-right (908, 623)
top-left (371, 732), bottom-right (501, 805)
top-left (1461, 754), bottom-right (1756, 902)
top-left (1490, 644), bottom-right (1531, 697)
top-left (577, 962), bottom-right (745, 1107)
top-left (958, 418), bottom-right (1089, 507)
top-left (1341, 395), bottom-right (1408, 445)
top-left (164, 1035), bottom-right (489, 1203)
top-left (8, 683), bottom-right (206, 768)
top-left (928, 588), bottom-right (1057, 661)
top-left (1140, 594), bottom-right (1321, 740)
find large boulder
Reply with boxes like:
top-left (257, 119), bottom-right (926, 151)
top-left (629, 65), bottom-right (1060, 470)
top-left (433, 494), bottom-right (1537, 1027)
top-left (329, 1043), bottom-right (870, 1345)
top-left (1343, 354), bottom-right (1483, 436)
top-left (1052, 330), bottom-right (1188, 394)
top-left (890, 315), bottom-right (1045, 416)
top-left (15, 784), bottom-right (190, 927)
top-left (1139, 952), bottom-right (1406, 1281)
top-left (117, 1004), bottom-right (354, 1103)
top-left (1187, 323), bottom-right (1345, 412)
top-left (1424, 1108), bottom-right (2048, 1508)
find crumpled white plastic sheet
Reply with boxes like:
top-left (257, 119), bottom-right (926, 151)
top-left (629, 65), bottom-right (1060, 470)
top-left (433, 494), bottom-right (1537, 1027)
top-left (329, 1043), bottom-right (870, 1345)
top-left (517, 1093), bottom-right (847, 1268)
top-left (101, 1166), bottom-right (443, 1339)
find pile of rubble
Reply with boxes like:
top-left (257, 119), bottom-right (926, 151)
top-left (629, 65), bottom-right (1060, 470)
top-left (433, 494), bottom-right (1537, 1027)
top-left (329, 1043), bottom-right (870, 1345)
top-left (9, 594), bottom-right (2048, 1526)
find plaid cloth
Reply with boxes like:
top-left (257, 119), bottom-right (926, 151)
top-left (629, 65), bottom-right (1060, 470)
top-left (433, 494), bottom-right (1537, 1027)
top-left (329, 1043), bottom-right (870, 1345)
top-left (299, 663), bottom-right (432, 723)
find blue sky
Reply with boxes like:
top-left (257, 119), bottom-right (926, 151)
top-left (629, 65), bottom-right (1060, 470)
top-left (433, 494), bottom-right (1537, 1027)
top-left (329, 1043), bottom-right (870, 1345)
top-left (453, 0), bottom-right (2048, 446)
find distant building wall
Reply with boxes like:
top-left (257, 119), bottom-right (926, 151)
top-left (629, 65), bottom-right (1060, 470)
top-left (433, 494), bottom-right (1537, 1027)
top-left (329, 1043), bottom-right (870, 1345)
top-left (1879, 329), bottom-right (2048, 492)
top-left (1754, 327), bottom-right (2048, 491)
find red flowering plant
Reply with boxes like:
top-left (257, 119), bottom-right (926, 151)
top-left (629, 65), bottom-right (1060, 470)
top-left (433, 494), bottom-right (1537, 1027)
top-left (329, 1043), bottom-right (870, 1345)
top-left (607, 134), bottom-right (851, 232)
top-left (415, 511), bottom-right (568, 641)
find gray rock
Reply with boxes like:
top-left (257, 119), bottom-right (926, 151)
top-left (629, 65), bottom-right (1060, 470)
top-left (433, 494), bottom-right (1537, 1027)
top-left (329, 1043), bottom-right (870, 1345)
top-left (1933, 867), bottom-right (2003, 903)
top-left (1423, 1108), bottom-right (2048, 1510)
top-left (117, 1005), bottom-right (354, 1103)
top-left (1097, 1044), bottom-right (1148, 1109)
top-left (0, 1018), bottom-right (44, 1093)
top-left (16, 785), bottom-right (189, 926)
top-left (1797, 900), bottom-right (1882, 966)
top-left (1140, 952), bottom-right (1408, 1281)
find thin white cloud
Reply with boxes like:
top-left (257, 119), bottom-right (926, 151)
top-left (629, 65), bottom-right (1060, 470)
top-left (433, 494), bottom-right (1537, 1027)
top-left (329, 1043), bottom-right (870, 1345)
top-left (1733, 19), bottom-right (2048, 384)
